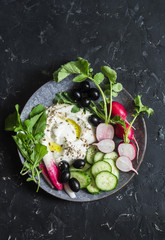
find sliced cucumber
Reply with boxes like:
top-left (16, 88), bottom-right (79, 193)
top-left (94, 151), bottom-right (105, 162)
top-left (91, 161), bottom-right (112, 178)
top-left (95, 171), bottom-right (118, 191)
top-left (86, 169), bottom-right (100, 194)
top-left (70, 171), bottom-right (91, 188)
top-left (104, 151), bottom-right (118, 160)
top-left (103, 158), bottom-right (119, 179)
top-left (86, 145), bottom-right (97, 164)
top-left (70, 162), bottom-right (91, 172)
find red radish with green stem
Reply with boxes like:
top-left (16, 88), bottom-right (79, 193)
top-left (110, 101), bottom-right (135, 129)
top-left (115, 95), bottom-right (154, 161)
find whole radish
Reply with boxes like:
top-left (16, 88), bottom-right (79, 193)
top-left (111, 101), bottom-right (127, 121)
top-left (115, 122), bottom-right (139, 160)
top-left (109, 101), bottom-right (134, 127)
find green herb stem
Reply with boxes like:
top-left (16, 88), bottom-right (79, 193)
top-left (124, 115), bottom-right (138, 143)
top-left (107, 81), bottom-right (112, 123)
top-left (89, 77), bottom-right (108, 123)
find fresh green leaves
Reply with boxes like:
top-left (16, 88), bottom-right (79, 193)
top-left (54, 92), bottom-right (74, 105)
top-left (124, 95), bottom-right (154, 143)
top-left (101, 66), bottom-right (117, 83)
top-left (71, 105), bottom-right (80, 113)
top-left (93, 73), bottom-right (104, 85)
top-left (5, 104), bottom-right (23, 132)
top-left (111, 115), bottom-right (126, 130)
top-left (53, 57), bottom-right (91, 83)
top-left (54, 91), bottom-right (80, 113)
top-left (133, 95), bottom-right (154, 117)
top-left (5, 104), bottom-right (48, 191)
top-left (73, 74), bottom-right (87, 82)
top-left (53, 57), bottom-right (153, 126)
top-left (104, 83), bottom-right (123, 98)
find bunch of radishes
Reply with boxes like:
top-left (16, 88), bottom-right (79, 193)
top-left (93, 101), bottom-right (144, 174)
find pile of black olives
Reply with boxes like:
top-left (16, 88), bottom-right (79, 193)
top-left (58, 159), bottom-right (86, 192)
top-left (70, 81), bottom-right (102, 127)
top-left (70, 81), bottom-right (100, 108)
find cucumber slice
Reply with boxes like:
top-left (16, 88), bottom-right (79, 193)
top-left (86, 169), bottom-right (100, 194)
top-left (103, 158), bottom-right (119, 179)
top-left (94, 152), bottom-right (105, 162)
top-left (70, 171), bottom-right (91, 188)
top-left (104, 151), bottom-right (118, 160)
top-left (95, 171), bottom-right (118, 191)
top-left (70, 162), bottom-right (91, 172)
top-left (86, 146), bottom-right (97, 164)
top-left (91, 161), bottom-right (112, 178)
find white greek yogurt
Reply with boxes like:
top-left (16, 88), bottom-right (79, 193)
top-left (42, 103), bottom-right (96, 165)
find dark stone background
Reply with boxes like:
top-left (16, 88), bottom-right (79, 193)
top-left (0, 0), bottom-right (165, 239)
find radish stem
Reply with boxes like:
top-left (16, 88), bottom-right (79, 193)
top-left (89, 77), bottom-right (108, 123)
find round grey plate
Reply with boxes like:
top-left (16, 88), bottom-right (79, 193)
top-left (20, 77), bottom-right (147, 202)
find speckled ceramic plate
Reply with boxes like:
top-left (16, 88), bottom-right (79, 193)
top-left (19, 77), bottom-right (147, 202)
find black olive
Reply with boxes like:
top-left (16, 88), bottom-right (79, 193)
top-left (72, 159), bottom-right (85, 169)
top-left (88, 115), bottom-right (101, 127)
top-left (80, 98), bottom-right (91, 107)
top-left (79, 81), bottom-right (90, 92)
top-left (69, 178), bottom-right (80, 192)
top-left (70, 90), bottom-right (82, 101)
top-left (59, 170), bottom-right (70, 183)
top-left (58, 161), bottom-right (69, 172)
top-left (88, 88), bottom-right (100, 100)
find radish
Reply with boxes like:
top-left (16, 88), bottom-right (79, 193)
top-left (96, 123), bottom-right (114, 141)
top-left (111, 101), bottom-right (127, 121)
top-left (43, 156), bottom-right (63, 190)
top-left (63, 182), bottom-right (76, 199)
top-left (115, 122), bottom-right (139, 160)
top-left (110, 101), bottom-right (135, 129)
top-left (118, 141), bottom-right (136, 161)
top-left (116, 156), bottom-right (138, 174)
top-left (93, 139), bottom-right (115, 153)
top-left (39, 163), bottom-right (54, 188)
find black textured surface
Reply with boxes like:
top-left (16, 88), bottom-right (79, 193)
top-left (0, 1), bottom-right (165, 239)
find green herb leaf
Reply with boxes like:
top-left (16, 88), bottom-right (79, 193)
top-left (33, 111), bottom-right (47, 139)
top-left (112, 83), bottom-right (123, 92)
top-left (12, 133), bottom-right (31, 159)
top-left (71, 105), bottom-right (80, 113)
top-left (54, 92), bottom-right (74, 105)
top-left (53, 58), bottom-right (90, 82)
top-left (77, 57), bottom-right (90, 75)
top-left (101, 66), bottom-right (117, 83)
top-left (111, 115), bottom-right (126, 130)
top-left (24, 112), bottom-right (43, 133)
top-left (5, 104), bottom-right (23, 132)
top-left (30, 143), bottom-right (48, 166)
top-left (29, 104), bottom-right (45, 118)
top-left (73, 74), bottom-right (87, 82)
top-left (112, 91), bottom-right (118, 97)
top-left (93, 73), bottom-right (104, 85)
top-left (134, 95), bottom-right (154, 117)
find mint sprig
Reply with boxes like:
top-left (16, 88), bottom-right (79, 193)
top-left (5, 104), bottom-right (48, 191)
